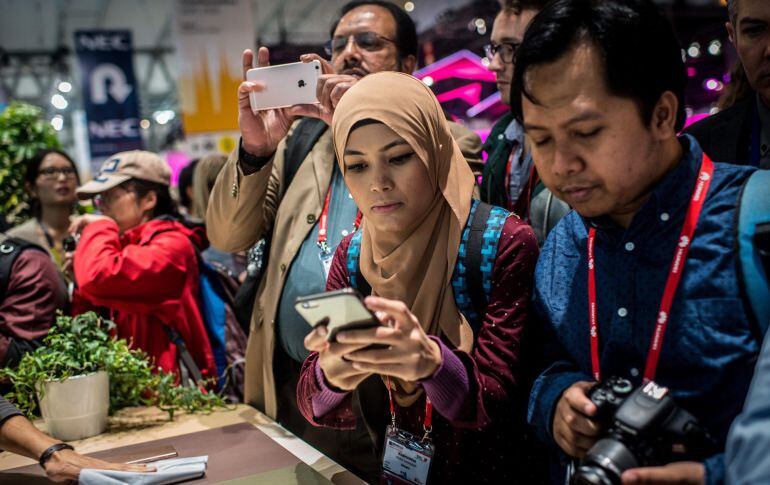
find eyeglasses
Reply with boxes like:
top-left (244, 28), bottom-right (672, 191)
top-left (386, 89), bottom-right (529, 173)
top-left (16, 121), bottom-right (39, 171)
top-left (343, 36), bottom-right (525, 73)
top-left (38, 167), bottom-right (77, 180)
top-left (324, 31), bottom-right (396, 57)
top-left (483, 42), bottom-right (520, 64)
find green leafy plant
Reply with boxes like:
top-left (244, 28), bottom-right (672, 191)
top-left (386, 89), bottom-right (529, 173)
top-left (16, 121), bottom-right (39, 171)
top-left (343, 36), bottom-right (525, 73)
top-left (0, 312), bottom-right (226, 420)
top-left (0, 101), bottom-right (62, 225)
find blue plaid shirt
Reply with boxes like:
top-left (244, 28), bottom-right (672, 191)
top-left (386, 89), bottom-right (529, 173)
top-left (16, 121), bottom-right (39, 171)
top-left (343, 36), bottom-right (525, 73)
top-left (529, 136), bottom-right (760, 485)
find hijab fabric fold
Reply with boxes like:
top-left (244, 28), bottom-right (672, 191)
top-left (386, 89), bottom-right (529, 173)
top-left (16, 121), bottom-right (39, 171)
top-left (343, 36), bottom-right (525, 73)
top-left (332, 72), bottom-right (477, 406)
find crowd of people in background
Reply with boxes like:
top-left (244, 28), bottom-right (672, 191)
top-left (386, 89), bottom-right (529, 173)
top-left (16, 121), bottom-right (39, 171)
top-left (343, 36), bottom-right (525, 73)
top-left (0, 0), bottom-right (769, 483)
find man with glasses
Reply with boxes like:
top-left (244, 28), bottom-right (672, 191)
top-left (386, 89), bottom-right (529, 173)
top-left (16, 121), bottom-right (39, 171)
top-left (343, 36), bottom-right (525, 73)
top-left (481, 0), bottom-right (570, 245)
top-left (206, 1), bottom-right (481, 480)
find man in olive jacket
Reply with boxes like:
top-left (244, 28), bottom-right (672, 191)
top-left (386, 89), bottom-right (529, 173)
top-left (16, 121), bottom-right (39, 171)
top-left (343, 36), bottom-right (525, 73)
top-left (206, 1), bottom-right (482, 478)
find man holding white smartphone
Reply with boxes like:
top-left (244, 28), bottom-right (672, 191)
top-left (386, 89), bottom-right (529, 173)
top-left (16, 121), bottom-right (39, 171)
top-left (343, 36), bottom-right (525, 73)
top-left (206, 1), bottom-right (483, 480)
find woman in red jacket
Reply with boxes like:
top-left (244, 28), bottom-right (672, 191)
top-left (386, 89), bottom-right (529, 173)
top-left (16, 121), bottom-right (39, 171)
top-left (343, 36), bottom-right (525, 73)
top-left (69, 150), bottom-right (216, 380)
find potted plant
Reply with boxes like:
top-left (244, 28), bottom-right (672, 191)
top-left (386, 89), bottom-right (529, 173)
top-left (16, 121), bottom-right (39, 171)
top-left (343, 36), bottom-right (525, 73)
top-left (0, 101), bottom-right (62, 226)
top-left (0, 312), bottom-right (225, 440)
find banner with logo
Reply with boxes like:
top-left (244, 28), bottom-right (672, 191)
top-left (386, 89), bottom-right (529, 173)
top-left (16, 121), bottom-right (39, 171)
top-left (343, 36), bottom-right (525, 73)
top-left (173, 0), bottom-right (255, 137)
top-left (74, 30), bottom-right (143, 162)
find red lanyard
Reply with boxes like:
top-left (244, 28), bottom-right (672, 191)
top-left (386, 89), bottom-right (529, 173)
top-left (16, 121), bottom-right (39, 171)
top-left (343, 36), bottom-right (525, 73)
top-left (587, 154), bottom-right (714, 382)
top-left (386, 377), bottom-right (433, 436)
top-left (317, 186), bottom-right (363, 253)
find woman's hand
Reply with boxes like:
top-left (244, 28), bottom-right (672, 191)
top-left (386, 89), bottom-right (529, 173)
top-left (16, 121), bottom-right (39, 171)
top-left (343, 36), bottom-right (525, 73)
top-left (338, 296), bottom-right (443, 382)
top-left (304, 325), bottom-right (372, 391)
top-left (44, 448), bottom-right (153, 482)
top-left (68, 214), bottom-right (111, 235)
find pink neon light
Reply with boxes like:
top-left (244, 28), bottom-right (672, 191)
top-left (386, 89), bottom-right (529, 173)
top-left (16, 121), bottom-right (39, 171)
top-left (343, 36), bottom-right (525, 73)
top-left (414, 50), bottom-right (496, 84)
top-left (684, 113), bottom-right (710, 128)
top-left (436, 82), bottom-right (483, 105)
top-left (165, 151), bottom-right (191, 186)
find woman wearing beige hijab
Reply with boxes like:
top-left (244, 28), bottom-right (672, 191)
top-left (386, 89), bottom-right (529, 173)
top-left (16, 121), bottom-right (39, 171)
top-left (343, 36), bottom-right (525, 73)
top-left (298, 72), bottom-right (545, 484)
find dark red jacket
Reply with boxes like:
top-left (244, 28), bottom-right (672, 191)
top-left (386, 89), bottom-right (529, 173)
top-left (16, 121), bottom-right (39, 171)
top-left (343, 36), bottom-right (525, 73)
top-left (73, 218), bottom-right (217, 378)
top-left (297, 216), bottom-right (548, 484)
top-left (0, 248), bottom-right (66, 365)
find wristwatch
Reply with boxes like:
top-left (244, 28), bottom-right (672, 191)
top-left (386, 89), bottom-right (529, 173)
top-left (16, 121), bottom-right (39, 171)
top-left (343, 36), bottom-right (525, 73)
top-left (39, 443), bottom-right (74, 469)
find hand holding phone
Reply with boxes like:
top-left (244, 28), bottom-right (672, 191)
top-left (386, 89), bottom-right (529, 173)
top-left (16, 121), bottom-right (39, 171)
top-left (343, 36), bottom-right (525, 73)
top-left (237, 47), bottom-right (299, 157)
top-left (298, 289), bottom-right (380, 391)
top-left (247, 60), bottom-right (321, 111)
top-left (295, 288), bottom-right (381, 343)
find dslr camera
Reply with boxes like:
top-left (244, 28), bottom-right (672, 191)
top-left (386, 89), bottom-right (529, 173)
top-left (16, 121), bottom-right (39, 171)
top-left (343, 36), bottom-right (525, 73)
top-left (571, 377), bottom-right (716, 485)
top-left (62, 235), bottom-right (78, 252)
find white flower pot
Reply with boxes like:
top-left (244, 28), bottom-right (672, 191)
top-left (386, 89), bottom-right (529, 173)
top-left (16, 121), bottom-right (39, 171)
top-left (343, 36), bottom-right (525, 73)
top-left (37, 371), bottom-right (109, 441)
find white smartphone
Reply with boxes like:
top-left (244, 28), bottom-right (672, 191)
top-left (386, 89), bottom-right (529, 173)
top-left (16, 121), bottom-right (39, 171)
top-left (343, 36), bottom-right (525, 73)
top-left (246, 60), bottom-right (321, 111)
top-left (295, 288), bottom-right (382, 343)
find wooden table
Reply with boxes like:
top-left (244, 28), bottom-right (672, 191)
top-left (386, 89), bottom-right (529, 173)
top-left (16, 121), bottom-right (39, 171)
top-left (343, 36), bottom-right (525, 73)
top-left (0, 404), bottom-right (364, 484)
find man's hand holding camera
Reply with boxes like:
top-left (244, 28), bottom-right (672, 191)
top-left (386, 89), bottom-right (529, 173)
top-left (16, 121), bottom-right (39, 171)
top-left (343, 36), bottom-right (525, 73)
top-left (554, 381), bottom-right (601, 459)
top-left (554, 381), bottom-right (705, 485)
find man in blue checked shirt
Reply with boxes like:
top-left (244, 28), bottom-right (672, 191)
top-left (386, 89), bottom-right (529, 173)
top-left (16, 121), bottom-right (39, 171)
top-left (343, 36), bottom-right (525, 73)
top-left (510, 1), bottom-right (763, 484)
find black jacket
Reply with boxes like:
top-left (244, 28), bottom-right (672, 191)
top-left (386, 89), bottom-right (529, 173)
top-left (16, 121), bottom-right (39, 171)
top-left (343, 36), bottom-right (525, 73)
top-left (685, 96), bottom-right (757, 166)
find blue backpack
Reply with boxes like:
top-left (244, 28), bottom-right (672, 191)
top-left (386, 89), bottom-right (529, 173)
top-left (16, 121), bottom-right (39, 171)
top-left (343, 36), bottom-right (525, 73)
top-left (347, 199), bottom-right (509, 334)
top-left (738, 169), bottom-right (770, 338)
top-left (156, 220), bottom-right (247, 401)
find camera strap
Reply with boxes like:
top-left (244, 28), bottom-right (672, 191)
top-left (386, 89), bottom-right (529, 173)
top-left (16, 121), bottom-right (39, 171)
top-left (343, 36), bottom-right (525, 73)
top-left (587, 153), bottom-right (714, 382)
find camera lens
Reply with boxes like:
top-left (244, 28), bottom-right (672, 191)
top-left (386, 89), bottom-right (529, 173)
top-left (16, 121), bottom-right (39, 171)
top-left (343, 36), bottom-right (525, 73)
top-left (62, 236), bottom-right (77, 252)
top-left (571, 466), bottom-right (616, 485)
top-left (572, 438), bottom-right (638, 485)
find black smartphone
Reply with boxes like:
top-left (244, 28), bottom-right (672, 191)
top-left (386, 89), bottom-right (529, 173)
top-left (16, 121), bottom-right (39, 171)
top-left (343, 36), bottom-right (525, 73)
top-left (295, 288), bottom-right (381, 342)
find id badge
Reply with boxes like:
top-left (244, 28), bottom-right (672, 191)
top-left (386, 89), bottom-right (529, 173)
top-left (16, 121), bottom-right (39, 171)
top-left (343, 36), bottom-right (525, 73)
top-left (381, 425), bottom-right (434, 485)
top-left (319, 250), bottom-right (334, 281)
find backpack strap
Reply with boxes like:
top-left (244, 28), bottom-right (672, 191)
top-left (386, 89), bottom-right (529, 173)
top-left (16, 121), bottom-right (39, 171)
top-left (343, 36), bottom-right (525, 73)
top-left (738, 169), bottom-right (770, 338)
top-left (0, 235), bottom-right (46, 297)
top-left (283, 117), bottom-right (328, 191)
top-left (465, 201), bottom-right (493, 319)
top-left (346, 230), bottom-right (373, 295)
top-left (347, 201), bottom-right (509, 336)
top-left (163, 325), bottom-right (204, 385)
top-left (452, 200), bottom-right (509, 333)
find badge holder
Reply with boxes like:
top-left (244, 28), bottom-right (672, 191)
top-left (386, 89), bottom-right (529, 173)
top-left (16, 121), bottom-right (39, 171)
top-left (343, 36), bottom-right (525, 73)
top-left (318, 241), bottom-right (334, 281)
top-left (381, 378), bottom-right (435, 485)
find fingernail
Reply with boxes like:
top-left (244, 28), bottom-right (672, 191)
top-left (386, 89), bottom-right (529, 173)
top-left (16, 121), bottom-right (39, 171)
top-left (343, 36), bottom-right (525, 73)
top-left (317, 326), bottom-right (327, 337)
top-left (336, 332), bottom-right (347, 342)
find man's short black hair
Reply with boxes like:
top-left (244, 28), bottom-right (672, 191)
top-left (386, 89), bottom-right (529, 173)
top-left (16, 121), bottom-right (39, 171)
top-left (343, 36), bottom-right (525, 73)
top-left (511, 0), bottom-right (687, 132)
top-left (499, 0), bottom-right (552, 14)
top-left (177, 159), bottom-right (198, 211)
top-left (329, 1), bottom-right (418, 59)
top-left (727, 0), bottom-right (738, 25)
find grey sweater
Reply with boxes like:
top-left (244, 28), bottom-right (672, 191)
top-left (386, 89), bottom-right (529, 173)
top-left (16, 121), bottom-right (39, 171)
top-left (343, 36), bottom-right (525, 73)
top-left (0, 396), bottom-right (21, 425)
